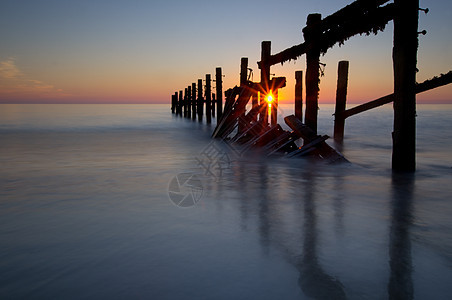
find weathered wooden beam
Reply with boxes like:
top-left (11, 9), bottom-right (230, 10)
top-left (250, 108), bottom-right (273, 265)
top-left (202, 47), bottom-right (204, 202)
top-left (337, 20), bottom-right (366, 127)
top-left (321, 0), bottom-right (391, 32)
top-left (215, 67), bottom-right (223, 121)
top-left (286, 135), bottom-right (329, 158)
top-left (416, 70), bottom-right (452, 93)
top-left (285, 115), bottom-right (347, 163)
top-left (304, 14), bottom-right (321, 135)
top-left (295, 71), bottom-right (303, 122)
top-left (257, 1), bottom-right (394, 68)
top-left (334, 61), bottom-right (349, 143)
top-left (338, 71), bottom-right (452, 120)
top-left (319, 3), bottom-right (395, 54)
top-left (392, 0), bottom-right (419, 172)
top-left (205, 74), bottom-right (212, 124)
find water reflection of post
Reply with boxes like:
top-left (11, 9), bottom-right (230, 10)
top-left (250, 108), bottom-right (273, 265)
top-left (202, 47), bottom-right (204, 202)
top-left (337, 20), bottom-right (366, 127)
top-left (257, 162), bottom-right (270, 255)
top-left (297, 167), bottom-right (346, 299)
top-left (388, 173), bottom-right (414, 299)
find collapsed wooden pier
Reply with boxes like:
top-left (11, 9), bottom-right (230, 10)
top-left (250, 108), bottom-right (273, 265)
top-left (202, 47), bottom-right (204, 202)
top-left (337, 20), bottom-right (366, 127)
top-left (171, 0), bottom-right (452, 171)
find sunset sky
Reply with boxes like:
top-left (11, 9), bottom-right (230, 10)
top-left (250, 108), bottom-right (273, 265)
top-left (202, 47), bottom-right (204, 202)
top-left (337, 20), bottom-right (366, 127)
top-left (1, 0), bottom-right (451, 104)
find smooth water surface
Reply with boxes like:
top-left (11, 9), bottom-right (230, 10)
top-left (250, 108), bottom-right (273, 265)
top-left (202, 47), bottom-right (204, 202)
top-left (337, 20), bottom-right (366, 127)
top-left (1, 104), bottom-right (452, 299)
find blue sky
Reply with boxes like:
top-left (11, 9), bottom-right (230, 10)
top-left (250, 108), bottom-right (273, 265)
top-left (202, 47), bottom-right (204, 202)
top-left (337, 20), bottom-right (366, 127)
top-left (1, 0), bottom-right (451, 103)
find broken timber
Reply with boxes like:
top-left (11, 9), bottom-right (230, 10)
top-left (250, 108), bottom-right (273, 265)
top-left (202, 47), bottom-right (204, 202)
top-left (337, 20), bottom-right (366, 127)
top-left (285, 115), bottom-right (347, 163)
top-left (172, 0), bottom-right (451, 171)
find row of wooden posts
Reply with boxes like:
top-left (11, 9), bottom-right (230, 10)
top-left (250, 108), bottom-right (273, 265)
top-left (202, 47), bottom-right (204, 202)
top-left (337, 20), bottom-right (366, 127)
top-left (171, 0), bottom-right (452, 172)
top-left (171, 68), bottom-right (223, 124)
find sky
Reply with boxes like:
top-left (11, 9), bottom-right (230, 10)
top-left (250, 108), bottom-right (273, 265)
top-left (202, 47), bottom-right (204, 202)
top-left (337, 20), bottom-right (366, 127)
top-left (0, 0), bottom-right (451, 104)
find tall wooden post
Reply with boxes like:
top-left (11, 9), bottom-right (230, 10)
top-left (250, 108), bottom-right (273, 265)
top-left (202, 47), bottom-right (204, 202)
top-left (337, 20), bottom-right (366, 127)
top-left (260, 41), bottom-right (271, 125)
top-left (205, 74), bottom-right (212, 124)
top-left (216, 67), bottom-right (223, 120)
top-left (295, 71), bottom-right (303, 122)
top-left (334, 61), bottom-right (349, 143)
top-left (303, 14), bottom-right (321, 135)
top-left (197, 79), bottom-right (203, 122)
top-left (212, 93), bottom-right (216, 118)
top-left (187, 85), bottom-right (192, 118)
top-left (178, 90), bottom-right (183, 116)
top-left (392, 0), bottom-right (418, 172)
top-left (271, 90), bottom-right (278, 126)
top-left (239, 57), bottom-right (248, 133)
top-left (192, 83), bottom-right (197, 120)
top-left (171, 94), bottom-right (175, 113)
top-left (173, 92), bottom-right (178, 114)
top-left (183, 88), bottom-right (188, 118)
top-left (175, 92), bottom-right (180, 116)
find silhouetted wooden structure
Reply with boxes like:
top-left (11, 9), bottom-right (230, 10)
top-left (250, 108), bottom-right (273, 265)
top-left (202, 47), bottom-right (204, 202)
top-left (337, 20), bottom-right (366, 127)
top-left (171, 0), bottom-right (452, 171)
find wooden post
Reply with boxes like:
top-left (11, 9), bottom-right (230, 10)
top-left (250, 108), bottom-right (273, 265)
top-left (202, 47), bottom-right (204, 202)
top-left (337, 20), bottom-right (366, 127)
top-left (295, 71), bottom-right (303, 122)
top-left (392, 0), bottom-right (418, 172)
top-left (178, 90), bottom-right (183, 116)
top-left (334, 61), bottom-right (349, 143)
top-left (192, 83), bottom-right (197, 120)
top-left (187, 85), bottom-right (192, 118)
top-left (197, 79), bottom-right (203, 122)
top-left (239, 57), bottom-right (248, 133)
top-left (303, 14), bottom-right (321, 135)
top-left (212, 93), bottom-right (216, 118)
top-left (171, 94), bottom-right (175, 113)
top-left (205, 74), bottom-right (212, 124)
top-left (216, 67), bottom-right (223, 120)
top-left (271, 90), bottom-right (278, 126)
top-left (173, 92), bottom-right (178, 114)
top-left (183, 88), bottom-right (188, 118)
top-left (175, 92), bottom-right (178, 115)
top-left (260, 41), bottom-right (271, 125)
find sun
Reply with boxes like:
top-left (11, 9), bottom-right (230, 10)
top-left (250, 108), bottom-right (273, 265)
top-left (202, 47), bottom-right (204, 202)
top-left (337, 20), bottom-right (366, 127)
top-left (266, 93), bottom-right (273, 103)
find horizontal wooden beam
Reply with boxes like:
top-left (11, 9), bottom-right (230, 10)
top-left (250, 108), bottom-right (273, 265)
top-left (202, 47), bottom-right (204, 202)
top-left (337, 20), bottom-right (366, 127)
top-left (320, 0), bottom-right (391, 32)
top-left (318, 3), bottom-right (395, 54)
top-left (258, 2), bottom-right (394, 68)
top-left (339, 71), bottom-right (452, 119)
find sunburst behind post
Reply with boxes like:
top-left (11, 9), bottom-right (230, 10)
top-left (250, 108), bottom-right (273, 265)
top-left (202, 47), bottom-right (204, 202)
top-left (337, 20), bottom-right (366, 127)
top-left (265, 92), bottom-right (273, 124)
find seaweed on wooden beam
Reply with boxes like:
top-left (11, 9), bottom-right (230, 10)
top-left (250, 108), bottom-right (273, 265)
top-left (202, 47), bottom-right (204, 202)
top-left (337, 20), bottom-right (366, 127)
top-left (319, 3), bottom-right (395, 53)
top-left (258, 1), bottom-right (395, 67)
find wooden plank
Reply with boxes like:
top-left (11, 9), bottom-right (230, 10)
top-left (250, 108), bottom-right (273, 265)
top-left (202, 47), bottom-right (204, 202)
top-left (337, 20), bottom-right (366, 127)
top-left (339, 71), bottom-right (452, 120)
top-left (284, 115), bottom-right (347, 163)
top-left (286, 135), bottom-right (329, 158)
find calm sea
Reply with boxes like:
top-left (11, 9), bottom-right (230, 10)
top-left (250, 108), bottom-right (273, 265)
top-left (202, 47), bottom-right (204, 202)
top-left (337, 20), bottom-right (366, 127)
top-left (1, 103), bottom-right (451, 299)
